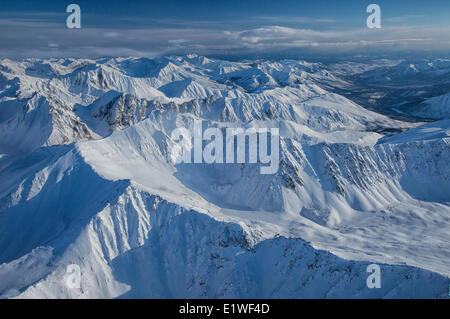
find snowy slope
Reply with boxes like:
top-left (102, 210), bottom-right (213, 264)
top-left (0, 55), bottom-right (449, 299)
top-left (411, 93), bottom-right (450, 119)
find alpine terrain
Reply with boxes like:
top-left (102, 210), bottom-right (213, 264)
top-left (0, 55), bottom-right (449, 298)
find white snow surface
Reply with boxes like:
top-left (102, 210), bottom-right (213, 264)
top-left (0, 55), bottom-right (449, 298)
top-left (411, 93), bottom-right (450, 119)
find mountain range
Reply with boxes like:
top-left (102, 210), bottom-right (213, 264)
top-left (0, 54), bottom-right (449, 298)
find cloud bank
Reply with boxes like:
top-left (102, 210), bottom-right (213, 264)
top-left (1, 12), bottom-right (449, 59)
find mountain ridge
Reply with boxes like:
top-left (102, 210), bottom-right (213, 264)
top-left (0, 55), bottom-right (449, 298)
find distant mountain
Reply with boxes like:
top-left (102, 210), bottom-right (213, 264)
top-left (410, 92), bottom-right (450, 119)
top-left (327, 58), bottom-right (450, 119)
top-left (0, 55), bottom-right (449, 298)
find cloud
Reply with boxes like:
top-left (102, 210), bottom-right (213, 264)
top-left (385, 15), bottom-right (426, 23)
top-left (253, 16), bottom-right (337, 24)
top-left (0, 12), bottom-right (449, 59)
top-left (103, 32), bottom-right (121, 38)
top-left (222, 25), bottom-right (447, 53)
top-left (168, 39), bottom-right (190, 46)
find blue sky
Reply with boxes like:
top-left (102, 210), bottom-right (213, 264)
top-left (1, 0), bottom-right (449, 58)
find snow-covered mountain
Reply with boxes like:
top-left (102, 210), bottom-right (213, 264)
top-left (0, 55), bottom-right (449, 298)
top-left (410, 92), bottom-right (450, 119)
top-left (327, 58), bottom-right (450, 120)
